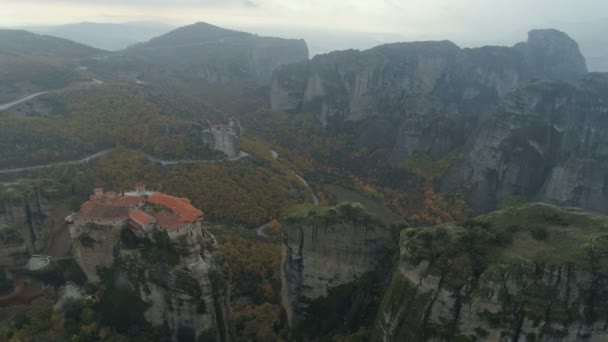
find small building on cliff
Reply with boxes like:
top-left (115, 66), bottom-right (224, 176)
top-left (202, 118), bottom-right (241, 158)
top-left (69, 183), bottom-right (204, 241)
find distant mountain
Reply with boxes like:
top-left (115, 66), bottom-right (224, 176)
top-left (0, 29), bottom-right (104, 58)
top-left (124, 22), bottom-right (309, 85)
top-left (0, 29), bottom-right (104, 101)
top-left (25, 22), bottom-right (175, 51)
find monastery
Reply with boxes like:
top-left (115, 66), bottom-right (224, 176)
top-left (202, 118), bottom-right (240, 158)
top-left (68, 182), bottom-right (204, 240)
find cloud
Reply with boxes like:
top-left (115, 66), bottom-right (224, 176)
top-left (3, 0), bottom-right (258, 8)
top-left (2, 0), bottom-right (606, 42)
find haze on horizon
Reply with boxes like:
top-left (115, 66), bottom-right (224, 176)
top-left (2, 0), bottom-right (607, 69)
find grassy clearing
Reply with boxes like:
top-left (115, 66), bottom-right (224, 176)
top-left (413, 203), bottom-right (608, 273)
top-left (325, 184), bottom-right (406, 225)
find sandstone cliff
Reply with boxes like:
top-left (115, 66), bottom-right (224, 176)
top-left (72, 224), bottom-right (235, 341)
top-left (280, 203), bottom-right (396, 339)
top-left (443, 73), bottom-right (608, 214)
top-left (270, 29), bottom-right (587, 160)
top-left (374, 203), bottom-right (608, 341)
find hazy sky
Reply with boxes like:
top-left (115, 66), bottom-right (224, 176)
top-left (2, 0), bottom-right (606, 41)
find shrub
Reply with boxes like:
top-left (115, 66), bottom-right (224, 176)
top-left (402, 228), bottom-right (418, 238)
top-left (499, 195), bottom-right (526, 209)
top-left (491, 228), bottom-right (513, 246)
top-left (120, 226), bottom-right (140, 249)
top-left (0, 268), bottom-right (14, 295)
top-left (141, 230), bottom-right (180, 266)
top-left (100, 285), bottom-right (147, 333)
top-left (177, 326), bottom-right (196, 342)
top-left (531, 226), bottom-right (549, 241)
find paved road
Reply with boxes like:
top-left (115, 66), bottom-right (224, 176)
top-left (0, 76), bottom-right (109, 113)
top-left (143, 151), bottom-right (250, 165)
top-left (292, 171), bottom-right (320, 206)
top-left (0, 149), bottom-right (113, 174)
top-left (0, 92), bottom-right (49, 111)
top-left (256, 222), bottom-right (271, 238)
top-left (0, 149), bottom-right (251, 174)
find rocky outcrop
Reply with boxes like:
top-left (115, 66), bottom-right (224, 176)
top-left (514, 29), bottom-right (588, 83)
top-left (72, 223), bottom-right (235, 341)
top-left (72, 223), bottom-right (119, 282)
top-left (374, 204), bottom-right (608, 341)
top-left (280, 203), bottom-right (396, 336)
top-left (121, 231), bottom-right (235, 342)
top-left (270, 29), bottom-right (587, 160)
top-left (125, 22), bottom-right (309, 85)
top-left (202, 120), bottom-right (240, 158)
top-left (442, 73), bottom-right (608, 214)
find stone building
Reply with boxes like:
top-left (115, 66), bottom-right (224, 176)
top-left (69, 183), bottom-right (204, 241)
top-left (202, 118), bottom-right (240, 158)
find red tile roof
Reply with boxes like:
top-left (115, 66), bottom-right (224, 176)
top-left (129, 209), bottom-right (156, 226)
top-left (115, 196), bottom-right (144, 207)
top-left (76, 194), bottom-right (143, 221)
top-left (76, 202), bottom-right (129, 221)
top-left (151, 211), bottom-right (184, 230)
top-left (128, 220), bottom-right (142, 230)
top-left (147, 193), bottom-right (203, 223)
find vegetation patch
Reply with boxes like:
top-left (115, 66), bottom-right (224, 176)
top-left (281, 202), bottom-right (383, 227)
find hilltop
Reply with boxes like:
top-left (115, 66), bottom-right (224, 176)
top-left (376, 203), bottom-right (608, 341)
top-left (0, 29), bottom-right (104, 58)
top-left (124, 22), bottom-right (309, 84)
top-left (26, 21), bottom-right (175, 51)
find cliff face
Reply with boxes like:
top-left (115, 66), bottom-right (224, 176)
top-left (375, 204), bottom-right (608, 341)
top-left (514, 29), bottom-right (588, 82)
top-left (72, 224), bottom-right (235, 341)
top-left (443, 73), bottom-right (608, 214)
top-left (121, 231), bottom-right (235, 342)
top-left (125, 22), bottom-right (309, 85)
top-left (280, 203), bottom-right (396, 336)
top-left (270, 29), bottom-right (587, 160)
top-left (72, 224), bottom-right (119, 282)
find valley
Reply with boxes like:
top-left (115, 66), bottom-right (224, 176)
top-left (0, 17), bottom-right (607, 342)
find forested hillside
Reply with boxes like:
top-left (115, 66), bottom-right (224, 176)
top-left (0, 29), bottom-right (104, 101)
top-left (0, 85), bottom-right (216, 168)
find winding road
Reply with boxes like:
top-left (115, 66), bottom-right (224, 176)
top-left (143, 151), bottom-right (250, 165)
top-left (0, 149), bottom-right (250, 174)
top-left (0, 149), bottom-right (113, 174)
top-left (0, 92), bottom-right (49, 112)
top-left (256, 149), bottom-right (319, 237)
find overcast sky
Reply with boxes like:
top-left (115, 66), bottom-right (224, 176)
top-left (2, 0), bottom-right (606, 40)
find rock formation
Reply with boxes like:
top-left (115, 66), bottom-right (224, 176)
top-left (125, 22), bottom-right (309, 85)
top-left (280, 203), bottom-right (396, 338)
top-left (71, 209), bottom-right (235, 341)
top-left (120, 230), bottom-right (235, 342)
top-left (269, 29), bottom-right (608, 216)
top-left (202, 119), bottom-right (241, 158)
top-left (442, 73), bottom-right (608, 214)
top-left (270, 29), bottom-right (587, 160)
top-left (374, 203), bottom-right (608, 341)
